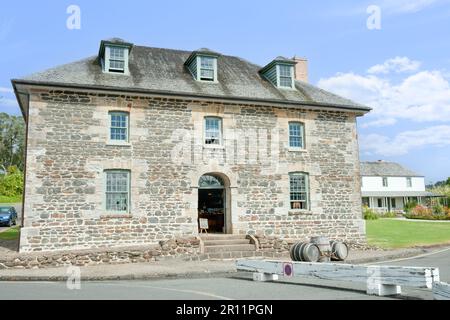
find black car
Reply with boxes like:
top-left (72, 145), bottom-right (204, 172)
top-left (0, 206), bottom-right (18, 227)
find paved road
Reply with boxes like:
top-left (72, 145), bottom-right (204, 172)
top-left (0, 203), bottom-right (22, 233)
top-left (0, 247), bottom-right (449, 300)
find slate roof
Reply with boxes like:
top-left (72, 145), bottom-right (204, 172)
top-left (12, 40), bottom-right (371, 112)
top-left (361, 161), bottom-right (423, 177)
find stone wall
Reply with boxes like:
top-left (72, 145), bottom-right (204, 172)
top-left (20, 88), bottom-right (366, 252)
top-left (1, 237), bottom-right (200, 270)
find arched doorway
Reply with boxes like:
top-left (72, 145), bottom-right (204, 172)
top-left (198, 174), bottom-right (230, 234)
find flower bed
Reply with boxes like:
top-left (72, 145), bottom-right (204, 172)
top-left (405, 205), bottom-right (450, 221)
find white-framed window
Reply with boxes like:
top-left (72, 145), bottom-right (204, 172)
top-left (104, 45), bottom-right (129, 74)
top-left (289, 172), bottom-right (309, 210)
top-left (204, 117), bottom-right (222, 145)
top-left (377, 198), bottom-right (383, 208)
top-left (109, 111), bottom-right (129, 142)
top-left (105, 170), bottom-right (130, 213)
top-left (382, 177), bottom-right (388, 187)
top-left (289, 122), bottom-right (305, 148)
top-left (391, 198), bottom-right (396, 208)
top-left (278, 64), bottom-right (294, 88)
top-left (199, 56), bottom-right (216, 81)
top-left (406, 177), bottom-right (412, 188)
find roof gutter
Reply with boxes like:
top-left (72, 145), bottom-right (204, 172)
top-left (11, 79), bottom-right (372, 114)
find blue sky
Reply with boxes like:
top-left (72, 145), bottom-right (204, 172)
top-left (0, 0), bottom-right (449, 183)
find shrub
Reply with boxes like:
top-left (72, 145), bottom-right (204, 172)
top-left (0, 167), bottom-right (24, 197)
top-left (404, 201), bottom-right (418, 213)
top-left (380, 211), bottom-right (397, 218)
top-left (411, 205), bottom-right (432, 216)
top-left (363, 206), bottom-right (379, 220)
top-left (405, 204), bottom-right (450, 220)
top-left (432, 204), bottom-right (444, 215)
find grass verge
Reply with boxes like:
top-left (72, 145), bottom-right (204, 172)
top-left (367, 219), bottom-right (450, 248)
top-left (0, 226), bottom-right (20, 241)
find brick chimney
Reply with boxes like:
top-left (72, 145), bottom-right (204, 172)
top-left (292, 56), bottom-right (308, 83)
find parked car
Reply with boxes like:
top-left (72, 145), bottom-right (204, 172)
top-left (0, 206), bottom-right (17, 227)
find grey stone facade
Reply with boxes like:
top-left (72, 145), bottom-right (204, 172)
top-left (18, 88), bottom-right (365, 253)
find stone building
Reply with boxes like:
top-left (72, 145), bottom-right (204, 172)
top-left (12, 38), bottom-right (370, 253)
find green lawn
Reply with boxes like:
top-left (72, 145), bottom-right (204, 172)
top-left (0, 226), bottom-right (20, 241)
top-left (0, 195), bottom-right (22, 204)
top-left (367, 219), bottom-right (450, 249)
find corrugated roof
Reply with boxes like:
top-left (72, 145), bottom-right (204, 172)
top-left (13, 43), bottom-right (370, 112)
top-left (362, 191), bottom-right (442, 197)
top-left (361, 161), bottom-right (423, 177)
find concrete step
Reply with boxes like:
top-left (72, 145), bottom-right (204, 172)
top-left (199, 234), bottom-right (248, 241)
top-left (204, 244), bottom-right (256, 253)
top-left (203, 239), bottom-right (251, 246)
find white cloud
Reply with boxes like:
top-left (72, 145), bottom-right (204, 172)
top-left (381, 0), bottom-right (439, 14)
top-left (0, 87), bottom-right (13, 94)
top-left (360, 125), bottom-right (450, 156)
top-left (318, 68), bottom-right (450, 126)
top-left (368, 57), bottom-right (421, 74)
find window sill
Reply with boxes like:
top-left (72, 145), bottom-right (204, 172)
top-left (288, 210), bottom-right (313, 216)
top-left (288, 147), bottom-right (307, 153)
top-left (106, 142), bottom-right (132, 147)
top-left (203, 145), bottom-right (225, 150)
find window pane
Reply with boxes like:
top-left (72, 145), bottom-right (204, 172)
top-left (201, 57), bottom-right (214, 68)
top-left (200, 69), bottom-right (214, 79)
top-left (290, 173), bottom-right (309, 210)
top-left (289, 123), bottom-right (304, 148)
top-left (279, 65), bottom-right (291, 76)
top-left (280, 76), bottom-right (292, 87)
top-left (110, 47), bottom-right (125, 60)
top-left (205, 117), bottom-right (221, 145)
top-left (106, 171), bottom-right (129, 212)
top-left (110, 60), bottom-right (125, 70)
top-left (110, 112), bottom-right (128, 141)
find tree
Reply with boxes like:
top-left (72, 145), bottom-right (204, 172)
top-left (447, 177), bottom-right (450, 186)
top-left (0, 113), bottom-right (25, 172)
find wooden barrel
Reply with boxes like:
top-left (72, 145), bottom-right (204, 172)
top-left (330, 241), bottom-right (349, 261)
top-left (290, 242), bottom-right (320, 262)
top-left (289, 242), bottom-right (300, 261)
top-left (310, 236), bottom-right (331, 262)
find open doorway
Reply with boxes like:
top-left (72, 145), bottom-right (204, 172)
top-left (198, 174), bottom-right (226, 234)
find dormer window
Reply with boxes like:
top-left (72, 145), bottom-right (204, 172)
top-left (200, 57), bottom-right (215, 81)
top-left (99, 38), bottom-right (133, 75)
top-left (108, 46), bottom-right (126, 73)
top-left (279, 65), bottom-right (294, 88)
top-left (185, 49), bottom-right (220, 83)
top-left (260, 57), bottom-right (296, 90)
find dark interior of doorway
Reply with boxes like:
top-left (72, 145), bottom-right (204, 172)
top-left (198, 189), bottom-right (225, 233)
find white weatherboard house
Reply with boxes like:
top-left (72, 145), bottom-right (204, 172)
top-left (361, 161), bottom-right (438, 213)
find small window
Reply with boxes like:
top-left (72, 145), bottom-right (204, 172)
top-left (406, 177), bottom-right (412, 188)
top-left (279, 65), bottom-right (293, 88)
top-left (108, 46), bottom-right (126, 73)
top-left (105, 170), bottom-right (130, 213)
top-left (362, 197), bottom-right (370, 207)
top-left (204, 117), bottom-right (222, 145)
top-left (109, 112), bottom-right (129, 142)
top-left (200, 57), bottom-right (215, 81)
top-left (382, 177), bottom-right (388, 187)
top-left (290, 173), bottom-right (309, 210)
top-left (289, 122), bottom-right (305, 148)
top-left (377, 198), bottom-right (383, 208)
